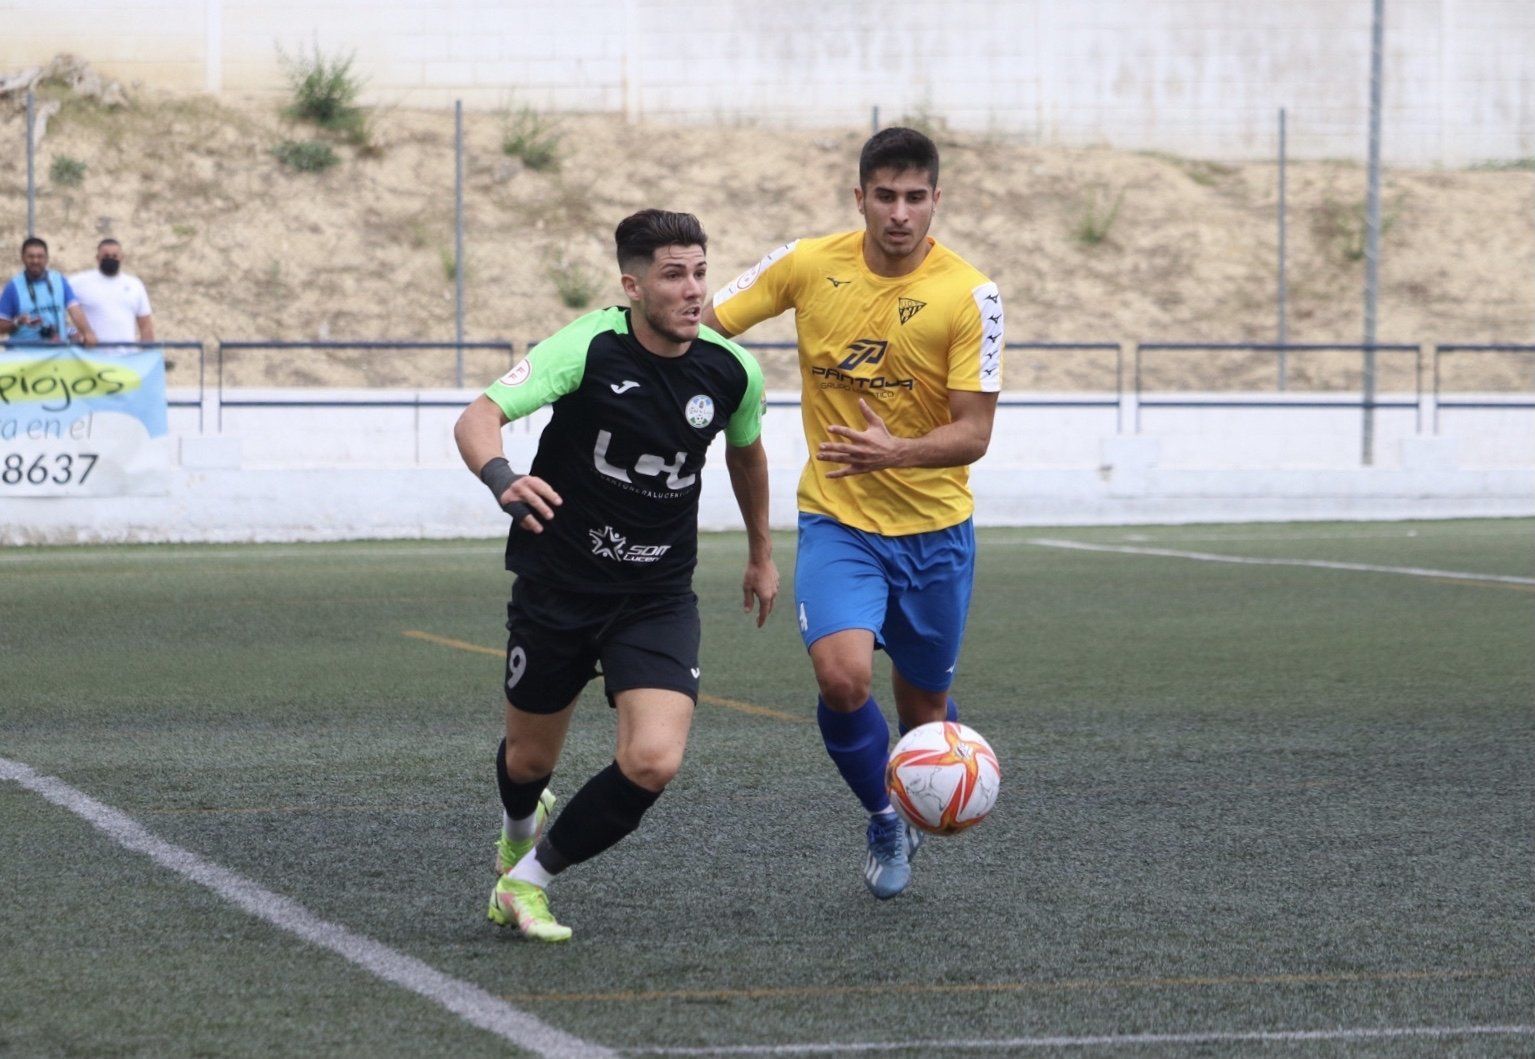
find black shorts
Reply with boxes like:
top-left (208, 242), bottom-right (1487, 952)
top-left (503, 576), bottom-right (701, 714)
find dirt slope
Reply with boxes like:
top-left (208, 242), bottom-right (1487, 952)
top-left (2, 85), bottom-right (1531, 390)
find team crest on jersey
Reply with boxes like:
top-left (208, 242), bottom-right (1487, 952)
top-left (498, 359), bottom-right (532, 387)
top-left (898, 298), bottom-right (926, 325)
top-left (685, 394), bottom-right (715, 428)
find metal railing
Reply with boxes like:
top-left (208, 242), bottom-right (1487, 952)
top-left (1433, 344), bottom-right (1535, 434)
top-left (26, 339), bottom-right (1521, 456)
top-left (213, 341), bottom-right (517, 431)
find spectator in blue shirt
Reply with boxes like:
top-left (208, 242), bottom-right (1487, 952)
top-left (0, 237), bottom-right (98, 347)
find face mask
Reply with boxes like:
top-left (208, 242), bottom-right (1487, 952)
top-left (99, 258), bottom-right (121, 276)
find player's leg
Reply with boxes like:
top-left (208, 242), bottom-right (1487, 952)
top-left (796, 514), bottom-right (914, 897)
top-left (890, 669), bottom-right (959, 735)
top-left (530, 687), bottom-right (691, 878)
top-left (495, 700), bottom-right (571, 874)
top-left (488, 580), bottom-right (600, 941)
top-left (881, 519), bottom-right (977, 863)
top-left (882, 518), bottom-right (975, 729)
top-left (500, 592), bottom-right (700, 938)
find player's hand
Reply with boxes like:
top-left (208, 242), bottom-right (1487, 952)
top-left (817, 399), bottom-right (904, 478)
top-left (742, 556), bottom-right (779, 627)
top-left (500, 475), bottom-right (562, 533)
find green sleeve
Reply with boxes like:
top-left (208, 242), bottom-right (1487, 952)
top-left (708, 328), bottom-right (766, 447)
top-left (483, 307), bottom-right (622, 419)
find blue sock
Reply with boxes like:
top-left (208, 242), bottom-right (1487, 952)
top-left (817, 696), bottom-right (892, 814)
top-left (898, 697), bottom-right (959, 737)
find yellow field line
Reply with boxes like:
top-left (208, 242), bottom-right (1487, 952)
top-left (403, 629), bottom-right (502, 656)
top-left (503, 966), bottom-right (1529, 1005)
top-left (401, 630), bottom-right (805, 723)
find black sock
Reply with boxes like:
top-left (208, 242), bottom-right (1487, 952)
top-left (541, 761), bottom-right (660, 871)
top-left (495, 738), bottom-right (551, 822)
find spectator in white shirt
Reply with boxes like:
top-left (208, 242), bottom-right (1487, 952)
top-left (69, 239), bottom-right (154, 350)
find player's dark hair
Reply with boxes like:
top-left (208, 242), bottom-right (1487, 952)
top-left (614, 209), bottom-right (707, 273)
top-left (21, 236), bottom-right (48, 254)
top-left (858, 127), bottom-right (940, 188)
top-left (97, 238), bottom-right (121, 251)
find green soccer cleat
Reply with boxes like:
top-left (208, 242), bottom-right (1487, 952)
top-left (487, 876), bottom-right (572, 942)
top-left (495, 789), bottom-right (557, 876)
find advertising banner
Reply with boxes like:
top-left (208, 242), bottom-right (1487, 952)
top-left (0, 346), bottom-right (171, 497)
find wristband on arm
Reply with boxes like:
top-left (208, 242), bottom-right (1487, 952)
top-left (478, 457), bottom-right (533, 523)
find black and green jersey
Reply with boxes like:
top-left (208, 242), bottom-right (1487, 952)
top-left (483, 306), bottom-right (765, 593)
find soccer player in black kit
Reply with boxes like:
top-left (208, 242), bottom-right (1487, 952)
top-left (454, 209), bottom-right (777, 941)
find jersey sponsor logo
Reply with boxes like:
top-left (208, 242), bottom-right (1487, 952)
top-left (898, 298), bottom-right (926, 324)
top-left (498, 359), bottom-right (532, 387)
top-left (593, 429), bottom-right (697, 490)
top-left (587, 524), bottom-right (672, 564)
top-left (610, 379), bottom-right (641, 394)
top-left (685, 394), bottom-right (715, 428)
top-left (821, 338), bottom-right (912, 397)
top-left (714, 241), bottom-right (797, 305)
top-left (837, 338), bottom-right (888, 371)
top-left (826, 276), bottom-right (851, 288)
top-left (810, 364), bottom-right (914, 394)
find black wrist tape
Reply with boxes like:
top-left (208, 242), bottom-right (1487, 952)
top-left (478, 457), bottom-right (532, 522)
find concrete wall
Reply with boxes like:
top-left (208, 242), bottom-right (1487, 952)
top-left (3, 389), bottom-right (1530, 545)
top-left (4, 1), bottom-right (1532, 163)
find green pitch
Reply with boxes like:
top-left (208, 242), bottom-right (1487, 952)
top-left (2, 520), bottom-right (1531, 1057)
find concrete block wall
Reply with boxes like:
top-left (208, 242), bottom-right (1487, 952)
top-left (4, 0), bottom-right (1532, 163)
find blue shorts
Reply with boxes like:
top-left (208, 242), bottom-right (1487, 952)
top-left (794, 513), bottom-right (976, 692)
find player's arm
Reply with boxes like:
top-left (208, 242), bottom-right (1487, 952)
top-left (724, 437), bottom-right (777, 626)
top-left (721, 346), bottom-right (777, 626)
top-left (454, 328), bottom-right (593, 532)
top-left (706, 241), bottom-right (800, 339)
top-left (820, 281), bottom-right (1003, 477)
top-left (453, 395), bottom-right (562, 534)
top-left (817, 392), bottom-right (997, 478)
top-left (700, 303), bottom-right (733, 337)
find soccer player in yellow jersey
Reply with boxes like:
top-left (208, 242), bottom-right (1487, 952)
top-left (703, 127), bottom-right (1003, 899)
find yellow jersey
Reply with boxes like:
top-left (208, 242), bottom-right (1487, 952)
top-left (713, 231), bottom-right (1003, 535)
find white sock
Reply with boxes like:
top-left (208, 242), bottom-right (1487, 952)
top-left (872, 807), bottom-right (898, 822)
top-left (508, 848), bottom-right (555, 889)
top-left (503, 808), bottom-right (540, 841)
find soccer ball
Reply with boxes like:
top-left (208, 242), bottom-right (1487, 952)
top-left (886, 721), bottom-right (1001, 835)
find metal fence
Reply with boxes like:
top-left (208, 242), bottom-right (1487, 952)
top-left (126, 339), bottom-right (1535, 456)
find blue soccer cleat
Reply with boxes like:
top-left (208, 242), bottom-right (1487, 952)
top-left (863, 813), bottom-right (912, 899)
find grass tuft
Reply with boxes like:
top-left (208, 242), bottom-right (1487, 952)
top-left (502, 106), bottom-right (562, 171)
top-left (547, 254), bottom-right (602, 308)
top-left (272, 139), bottom-right (339, 173)
top-left (50, 155), bottom-right (87, 187)
top-left (1073, 183), bottom-right (1125, 246)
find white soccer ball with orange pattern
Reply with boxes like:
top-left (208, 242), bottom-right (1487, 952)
top-left (886, 721), bottom-right (1001, 835)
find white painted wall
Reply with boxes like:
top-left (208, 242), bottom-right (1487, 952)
top-left (4, 0), bottom-right (1531, 163)
top-left (3, 389), bottom-right (1529, 544)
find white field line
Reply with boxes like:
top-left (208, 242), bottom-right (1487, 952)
top-left (1025, 538), bottom-right (1535, 585)
top-left (628, 1024), bottom-right (1535, 1055)
top-left (0, 755), bottom-right (614, 1059)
